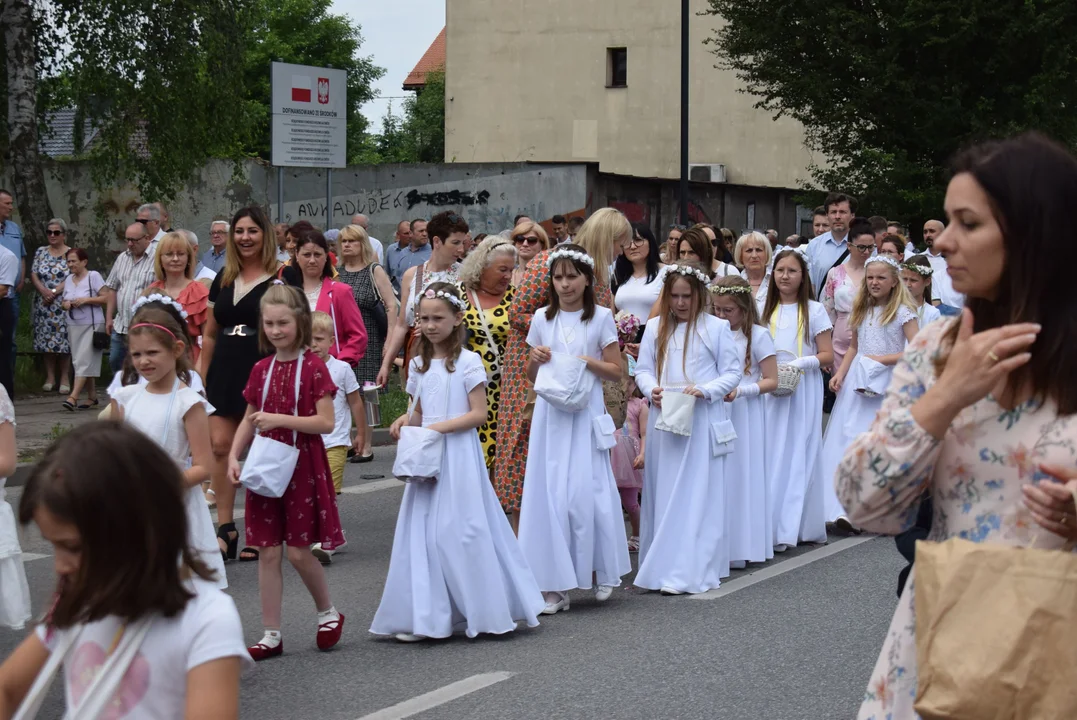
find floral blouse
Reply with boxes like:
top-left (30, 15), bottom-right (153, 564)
top-left (835, 319), bottom-right (1077, 719)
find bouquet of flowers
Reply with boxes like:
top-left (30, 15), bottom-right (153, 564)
top-left (615, 311), bottom-right (642, 349)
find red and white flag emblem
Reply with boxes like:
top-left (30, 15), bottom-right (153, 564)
top-left (291, 76), bottom-right (311, 103)
top-left (317, 77), bottom-right (329, 104)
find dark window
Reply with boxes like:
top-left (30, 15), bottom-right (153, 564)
top-left (607, 48), bottom-right (627, 88)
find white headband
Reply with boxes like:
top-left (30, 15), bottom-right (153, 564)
top-left (666, 264), bottom-right (711, 286)
top-left (415, 287), bottom-right (464, 310)
top-left (546, 248), bottom-right (595, 269)
top-left (132, 293), bottom-right (188, 319)
top-left (866, 255), bottom-right (902, 272)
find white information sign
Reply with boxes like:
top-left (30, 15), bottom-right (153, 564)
top-left (271, 62), bottom-right (347, 168)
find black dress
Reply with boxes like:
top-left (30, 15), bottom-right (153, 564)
top-left (206, 273), bottom-right (273, 419)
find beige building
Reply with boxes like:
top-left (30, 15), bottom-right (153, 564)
top-left (445, 0), bottom-right (813, 200)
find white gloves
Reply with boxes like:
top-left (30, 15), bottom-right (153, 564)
top-left (737, 383), bottom-right (761, 399)
top-left (792, 355), bottom-right (820, 371)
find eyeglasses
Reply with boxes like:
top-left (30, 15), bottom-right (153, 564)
top-left (46, 230), bottom-right (64, 236)
top-left (852, 243), bottom-right (875, 253)
top-left (161, 251), bottom-right (188, 259)
top-left (210, 230), bottom-right (226, 236)
top-left (513, 235), bottom-right (541, 246)
top-left (621, 237), bottom-right (644, 248)
top-left (134, 218), bottom-right (152, 225)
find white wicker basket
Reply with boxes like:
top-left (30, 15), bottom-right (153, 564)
top-left (772, 349), bottom-right (803, 397)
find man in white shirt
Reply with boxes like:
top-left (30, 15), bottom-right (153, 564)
top-left (181, 230), bottom-right (217, 282)
top-left (351, 213), bottom-right (384, 265)
top-left (137, 203), bottom-right (167, 244)
top-left (807, 193), bottom-right (855, 295)
top-left (0, 243), bottom-right (18, 398)
top-left (922, 219), bottom-right (964, 314)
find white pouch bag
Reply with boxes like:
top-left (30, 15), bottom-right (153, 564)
top-left (241, 352), bottom-right (304, 498)
top-left (393, 426), bottom-right (445, 483)
top-left (655, 389), bottom-right (696, 436)
top-left (710, 419), bottom-right (738, 457)
top-left (534, 351), bottom-right (595, 412)
top-left (592, 413), bottom-right (618, 450)
top-left (852, 355), bottom-right (891, 398)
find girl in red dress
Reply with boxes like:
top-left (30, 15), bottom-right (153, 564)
top-left (227, 283), bottom-right (345, 661)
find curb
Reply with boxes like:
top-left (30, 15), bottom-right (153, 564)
top-left (9, 427), bottom-right (399, 489)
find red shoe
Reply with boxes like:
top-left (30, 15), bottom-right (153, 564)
top-left (248, 640), bottom-right (283, 662)
top-left (317, 612), bottom-right (345, 651)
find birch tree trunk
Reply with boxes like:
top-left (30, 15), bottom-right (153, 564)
top-left (2, 0), bottom-right (52, 252)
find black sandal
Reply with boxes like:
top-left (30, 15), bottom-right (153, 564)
top-left (217, 522), bottom-right (238, 562)
top-left (349, 452), bottom-right (374, 464)
top-left (62, 398), bottom-right (76, 411)
top-left (239, 546), bottom-right (260, 562)
top-left (77, 398), bottom-right (100, 410)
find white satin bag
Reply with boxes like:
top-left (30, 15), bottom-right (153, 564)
top-left (392, 426), bottom-right (445, 483)
top-left (655, 390), bottom-right (696, 436)
top-left (534, 351), bottom-right (595, 412)
top-left (592, 413), bottom-right (618, 450)
top-left (852, 355), bottom-right (891, 398)
top-left (241, 353), bottom-right (303, 498)
top-left (710, 419), bottom-right (737, 457)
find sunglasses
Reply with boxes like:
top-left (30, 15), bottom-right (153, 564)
top-left (513, 235), bottom-right (541, 246)
top-left (46, 230), bottom-right (64, 236)
top-left (134, 218), bottom-right (153, 225)
top-left (668, 224), bottom-right (687, 231)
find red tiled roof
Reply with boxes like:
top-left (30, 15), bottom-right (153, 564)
top-left (403, 27), bottom-right (446, 90)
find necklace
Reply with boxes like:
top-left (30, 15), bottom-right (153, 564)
top-left (558, 313), bottom-right (583, 346)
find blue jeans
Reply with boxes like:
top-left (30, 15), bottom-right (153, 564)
top-left (109, 331), bottom-right (127, 374)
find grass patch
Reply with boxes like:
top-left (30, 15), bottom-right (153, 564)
top-left (380, 388), bottom-right (409, 426)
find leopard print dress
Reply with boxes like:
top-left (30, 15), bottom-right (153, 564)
top-left (458, 284), bottom-right (514, 470)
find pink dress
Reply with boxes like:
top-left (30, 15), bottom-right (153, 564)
top-left (822, 263), bottom-right (856, 370)
top-left (242, 353), bottom-right (345, 549)
top-left (611, 396), bottom-right (645, 489)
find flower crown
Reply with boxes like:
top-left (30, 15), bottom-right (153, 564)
top-left (665, 264), bottom-right (711, 286)
top-left (546, 248), bottom-right (595, 269)
top-left (415, 287), bottom-right (464, 309)
top-left (902, 262), bottom-right (933, 277)
top-left (865, 255), bottom-right (902, 273)
top-left (132, 293), bottom-right (188, 319)
top-left (709, 284), bottom-right (752, 296)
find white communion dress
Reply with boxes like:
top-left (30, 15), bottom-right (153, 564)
top-left (634, 314), bottom-right (742, 594)
top-left (370, 350), bottom-right (545, 639)
top-left (0, 387), bottom-right (31, 630)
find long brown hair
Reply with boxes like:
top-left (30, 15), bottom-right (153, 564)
top-left (545, 244), bottom-right (596, 321)
top-left (654, 264), bottom-right (710, 382)
top-left (20, 423), bottom-right (214, 627)
top-left (412, 281), bottom-right (465, 373)
top-left (761, 249), bottom-right (813, 344)
top-left (123, 301), bottom-right (195, 387)
top-left (221, 206), bottom-right (277, 287)
top-left (712, 275), bottom-right (760, 374)
top-left (936, 133), bottom-right (1077, 413)
top-left (674, 227), bottom-right (715, 279)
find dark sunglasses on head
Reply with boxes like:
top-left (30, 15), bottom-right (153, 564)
top-left (46, 230), bottom-right (64, 236)
top-left (513, 235), bottom-right (541, 245)
top-left (669, 224), bottom-right (687, 231)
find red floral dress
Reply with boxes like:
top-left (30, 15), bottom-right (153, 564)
top-left (147, 279), bottom-right (209, 364)
top-left (242, 352), bottom-right (345, 549)
top-left (493, 250), bottom-right (612, 513)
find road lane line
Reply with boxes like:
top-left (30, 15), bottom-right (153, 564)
top-left (690, 535), bottom-right (878, 600)
top-left (341, 478), bottom-right (400, 496)
top-left (356, 672), bottom-right (515, 720)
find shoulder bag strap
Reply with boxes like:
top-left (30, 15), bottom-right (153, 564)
top-left (326, 286), bottom-right (340, 355)
top-left (828, 249), bottom-right (850, 278)
top-left (65, 618), bottom-right (153, 720)
top-left (368, 265), bottom-right (383, 306)
top-left (467, 288), bottom-right (501, 372)
top-left (11, 628), bottom-right (82, 720)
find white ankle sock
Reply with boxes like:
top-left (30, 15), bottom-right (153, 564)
top-left (318, 606), bottom-right (340, 624)
top-left (259, 630), bottom-right (282, 648)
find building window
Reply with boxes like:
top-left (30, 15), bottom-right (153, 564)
top-left (606, 48), bottom-right (627, 88)
top-left (746, 202), bottom-right (756, 230)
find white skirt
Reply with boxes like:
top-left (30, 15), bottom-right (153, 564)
top-left (0, 490), bottom-right (31, 630)
top-left (726, 392), bottom-right (772, 564)
top-left (67, 322), bottom-right (104, 378)
top-left (370, 429), bottom-right (544, 639)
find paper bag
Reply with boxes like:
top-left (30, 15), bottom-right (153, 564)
top-left (914, 536), bottom-right (1077, 719)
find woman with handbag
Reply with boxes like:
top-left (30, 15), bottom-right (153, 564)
top-left (457, 235), bottom-right (517, 470)
top-left (336, 223), bottom-right (396, 462)
top-left (57, 248), bottom-right (107, 410)
top-left (836, 133), bottom-right (1074, 720)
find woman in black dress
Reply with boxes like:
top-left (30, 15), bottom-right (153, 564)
top-left (197, 206), bottom-right (279, 562)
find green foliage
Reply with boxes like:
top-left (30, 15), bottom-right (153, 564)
top-left (361, 70), bottom-right (445, 165)
top-left (704, 0), bottom-right (1077, 225)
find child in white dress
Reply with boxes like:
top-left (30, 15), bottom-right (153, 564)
top-left (374, 283), bottom-right (544, 641)
top-left (902, 254), bottom-right (942, 330)
top-left (0, 385), bottom-right (30, 630)
top-left (819, 256), bottom-right (918, 528)
top-left (761, 250), bottom-right (835, 552)
top-left (108, 297), bottom-right (226, 589)
top-left (519, 245), bottom-right (631, 614)
top-left (634, 263), bottom-right (742, 594)
top-left (711, 276), bottom-right (779, 566)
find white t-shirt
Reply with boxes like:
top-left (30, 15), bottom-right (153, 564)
top-left (615, 267), bottom-right (668, 322)
top-left (323, 355), bottom-right (359, 449)
top-left (36, 579), bottom-right (250, 719)
top-left (194, 265), bottom-right (216, 282)
top-left (925, 250), bottom-right (965, 309)
top-left (108, 370), bottom-right (204, 398)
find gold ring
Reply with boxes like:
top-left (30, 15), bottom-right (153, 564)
top-left (986, 350), bottom-right (1000, 363)
top-left (1062, 516), bottom-right (1069, 526)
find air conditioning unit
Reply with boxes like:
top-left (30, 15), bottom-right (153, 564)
top-left (688, 163), bottom-right (727, 183)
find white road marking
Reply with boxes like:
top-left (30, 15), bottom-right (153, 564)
top-left (341, 478), bottom-right (400, 495)
top-left (690, 535), bottom-right (878, 600)
top-left (356, 672), bottom-right (515, 720)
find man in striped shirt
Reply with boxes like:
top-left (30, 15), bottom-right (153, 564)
top-left (104, 222), bottom-right (159, 373)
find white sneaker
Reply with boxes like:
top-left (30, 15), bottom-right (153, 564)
top-left (660, 586), bottom-right (684, 596)
top-left (311, 543), bottom-right (334, 564)
top-left (730, 560), bottom-right (747, 570)
top-left (774, 543), bottom-right (790, 553)
top-left (593, 584), bottom-right (614, 602)
top-left (394, 632), bottom-right (424, 643)
top-left (541, 593), bottom-right (570, 615)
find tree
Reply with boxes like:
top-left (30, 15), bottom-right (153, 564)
top-left (705, 0), bottom-right (1077, 226)
top-left (360, 70), bottom-right (446, 165)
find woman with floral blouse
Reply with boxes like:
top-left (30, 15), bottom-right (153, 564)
top-left (836, 133), bottom-right (1077, 719)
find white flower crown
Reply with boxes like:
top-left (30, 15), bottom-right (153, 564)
top-left (709, 284), bottom-right (752, 296)
top-left (546, 248), bottom-right (595, 269)
top-left (415, 287), bottom-right (465, 309)
top-left (865, 255), bottom-right (902, 273)
top-left (132, 293), bottom-right (188, 319)
top-left (666, 264), bottom-right (711, 286)
top-left (902, 262), bottom-right (933, 277)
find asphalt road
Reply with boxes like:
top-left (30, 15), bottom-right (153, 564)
top-left (2, 453), bottom-right (903, 720)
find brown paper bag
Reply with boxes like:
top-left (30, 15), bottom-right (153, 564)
top-left (914, 536), bottom-right (1077, 719)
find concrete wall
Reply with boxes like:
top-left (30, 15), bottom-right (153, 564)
top-left (444, 0), bottom-right (815, 189)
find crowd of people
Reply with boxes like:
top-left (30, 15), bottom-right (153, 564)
top-left (1, 132), bottom-right (1077, 719)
